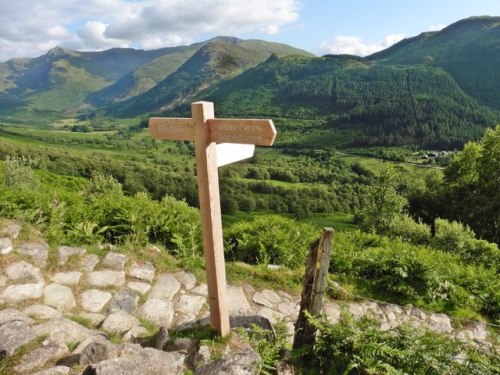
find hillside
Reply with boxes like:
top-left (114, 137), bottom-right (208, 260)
top-left (369, 16), bottom-right (500, 109)
top-left (105, 38), bottom-right (314, 117)
top-left (166, 54), bottom-right (498, 148)
top-left (0, 17), bottom-right (498, 148)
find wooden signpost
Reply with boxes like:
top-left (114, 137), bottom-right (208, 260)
top-left (149, 101), bottom-right (276, 336)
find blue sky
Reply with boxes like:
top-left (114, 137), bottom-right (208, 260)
top-left (253, 0), bottom-right (500, 55)
top-left (0, 0), bottom-right (498, 62)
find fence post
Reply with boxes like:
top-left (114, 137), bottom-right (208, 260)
top-left (293, 227), bottom-right (334, 350)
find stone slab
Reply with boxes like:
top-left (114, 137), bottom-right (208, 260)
top-left (81, 289), bottom-right (112, 313)
top-left (149, 273), bottom-right (180, 300)
top-left (43, 283), bottom-right (76, 311)
top-left (51, 271), bottom-right (81, 286)
top-left (1, 283), bottom-right (44, 303)
top-left (87, 270), bottom-right (126, 288)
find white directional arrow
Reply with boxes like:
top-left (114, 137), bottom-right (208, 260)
top-left (216, 143), bottom-right (255, 167)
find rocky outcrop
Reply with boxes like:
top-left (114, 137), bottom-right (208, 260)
top-left (0, 220), bottom-right (496, 374)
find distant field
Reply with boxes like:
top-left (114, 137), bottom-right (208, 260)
top-left (222, 210), bottom-right (357, 232)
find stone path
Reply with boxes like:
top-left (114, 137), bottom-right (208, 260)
top-left (0, 221), bottom-right (495, 374)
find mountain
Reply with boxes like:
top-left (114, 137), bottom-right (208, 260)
top-left (86, 42), bottom-right (205, 107)
top-left (162, 54), bottom-right (497, 148)
top-left (0, 38), bottom-right (312, 115)
top-left (0, 45), bottom-right (200, 111)
top-left (0, 17), bottom-right (498, 148)
top-left (368, 16), bottom-right (500, 109)
top-left (104, 38), bottom-right (315, 117)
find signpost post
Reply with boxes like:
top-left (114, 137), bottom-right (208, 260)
top-left (149, 101), bottom-right (276, 336)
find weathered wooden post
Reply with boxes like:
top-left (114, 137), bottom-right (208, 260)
top-left (149, 101), bottom-right (276, 336)
top-left (293, 227), bottom-right (334, 350)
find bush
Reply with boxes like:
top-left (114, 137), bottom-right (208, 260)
top-left (432, 218), bottom-right (500, 270)
top-left (432, 218), bottom-right (475, 253)
top-left (386, 214), bottom-right (431, 245)
top-left (301, 310), bottom-right (500, 374)
top-left (224, 215), bottom-right (317, 269)
top-left (1, 155), bottom-right (40, 190)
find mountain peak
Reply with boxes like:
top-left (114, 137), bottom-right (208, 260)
top-left (47, 45), bottom-right (69, 59)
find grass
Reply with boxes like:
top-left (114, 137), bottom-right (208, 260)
top-left (223, 210), bottom-right (357, 232)
top-left (0, 335), bottom-right (48, 375)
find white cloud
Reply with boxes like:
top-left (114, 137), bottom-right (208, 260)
top-left (429, 24), bottom-right (446, 31)
top-left (316, 33), bottom-right (406, 57)
top-left (0, 0), bottom-right (300, 62)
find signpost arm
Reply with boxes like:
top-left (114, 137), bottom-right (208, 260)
top-left (192, 101), bottom-right (230, 336)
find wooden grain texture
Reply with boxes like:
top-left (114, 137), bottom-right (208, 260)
top-left (208, 118), bottom-right (276, 146)
top-left (148, 117), bottom-right (195, 141)
top-left (192, 101), bottom-right (230, 336)
top-left (293, 227), bottom-right (334, 350)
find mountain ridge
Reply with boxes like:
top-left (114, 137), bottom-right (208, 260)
top-left (0, 16), bottom-right (499, 148)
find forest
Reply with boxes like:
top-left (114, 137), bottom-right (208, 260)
top-left (0, 125), bottom-right (499, 373)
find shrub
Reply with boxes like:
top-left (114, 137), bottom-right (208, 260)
top-left (85, 172), bottom-right (123, 197)
top-left (302, 310), bottom-right (500, 374)
top-left (386, 214), bottom-right (431, 245)
top-left (224, 215), bottom-right (317, 269)
top-left (2, 155), bottom-right (40, 190)
top-left (432, 218), bottom-right (475, 253)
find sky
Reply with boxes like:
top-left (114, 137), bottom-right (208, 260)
top-left (0, 0), bottom-right (499, 62)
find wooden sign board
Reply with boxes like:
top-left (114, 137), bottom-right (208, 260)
top-left (149, 102), bottom-right (276, 336)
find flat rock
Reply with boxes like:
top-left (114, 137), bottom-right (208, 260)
top-left (428, 313), bottom-right (453, 333)
top-left (33, 317), bottom-right (101, 346)
top-left (410, 307), bottom-right (427, 320)
top-left (17, 242), bottom-right (49, 267)
top-left (140, 298), bottom-right (174, 327)
top-left (81, 289), bottom-right (112, 313)
top-left (1, 282), bottom-right (44, 303)
top-left (128, 262), bottom-right (156, 282)
top-left (256, 306), bottom-right (285, 325)
top-left (0, 308), bottom-right (34, 325)
top-left (80, 254), bottom-right (100, 272)
top-left (13, 339), bottom-right (68, 374)
top-left (254, 289), bottom-right (281, 307)
top-left (5, 260), bottom-right (44, 283)
top-left (74, 335), bottom-right (118, 365)
top-left (0, 321), bottom-right (38, 356)
top-left (277, 301), bottom-right (299, 317)
top-left (51, 271), bottom-right (81, 286)
top-left (79, 313), bottom-right (107, 327)
top-left (0, 274), bottom-right (5, 287)
top-left (123, 326), bottom-right (149, 343)
top-left (0, 237), bottom-right (13, 254)
top-left (57, 245), bottom-right (86, 265)
top-left (24, 304), bottom-right (63, 320)
top-left (227, 285), bottom-right (251, 314)
top-left (127, 281), bottom-right (151, 295)
top-left (101, 311), bottom-right (140, 334)
top-left (191, 283), bottom-right (208, 296)
top-left (108, 289), bottom-right (138, 314)
top-left (174, 271), bottom-right (196, 289)
top-left (457, 321), bottom-right (488, 342)
top-left (102, 251), bottom-right (129, 270)
top-left (88, 347), bottom-right (186, 375)
top-left (1, 223), bottom-right (21, 239)
top-left (195, 347), bottom-right (260, 375)
top-left (87, 270), bottom-right (126, 288)
top-left (44, 283), bottom-right (76, 311)
top-left (149, 273), bottom-right (180, 300)
top-left (32, 366), bottom-right (72, 375)
top-left (322, 302), bottom-right (341, 324)
top-left (175, 294), bottom-right (206, 315)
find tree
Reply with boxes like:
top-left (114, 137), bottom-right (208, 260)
top-left (443, 125), bottom-right (500, 243)
top-left (357, 164), bottom-right (407, 234)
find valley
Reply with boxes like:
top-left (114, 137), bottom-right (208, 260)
top-left (0, 15), bottom-right (499, 374)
